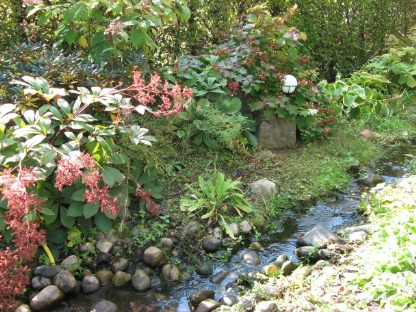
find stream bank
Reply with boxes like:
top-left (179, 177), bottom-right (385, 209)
top-left (13, 140), bottom-right (415, 312)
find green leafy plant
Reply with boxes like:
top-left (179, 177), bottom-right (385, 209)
top-left (27, 0), bottom-right (190, 64)
top-left (173, 96), bottom-right (257, 149)
top-left (180, 171), bottom-right (252, 238)
top-left (0, 71), bottom-right (190, 252)
top-left (365, 47), bottom-right (416, 91)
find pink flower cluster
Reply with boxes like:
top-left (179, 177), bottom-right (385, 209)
top-left (0, 167), bottom-right (46, 309)
top-left (55, 153), bottom-right (120, 215)
top-left (131, 71), bottom-right (193, 118)
top-left (136, 187), bottom-right (159, 216)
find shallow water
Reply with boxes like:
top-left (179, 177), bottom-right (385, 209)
top-left (50, 142), bottom-right (415, 312)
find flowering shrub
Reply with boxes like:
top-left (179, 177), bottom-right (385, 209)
top-left (162, 5), bottom-right (338, 142)
top-left (0, 167), bottom-right (46, 309)
top-left (0, 71), bottom-right (191, 304)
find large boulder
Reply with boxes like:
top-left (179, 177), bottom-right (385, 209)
top-left (256, 115), bottom-right (296, 149)
top-left (249, 179), bottom-right (278, 198)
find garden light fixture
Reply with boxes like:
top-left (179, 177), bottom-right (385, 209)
top-left (282, 74), bottom-right (298, 95)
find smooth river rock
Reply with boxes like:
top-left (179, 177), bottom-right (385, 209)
top-left (132, 269), bottom-right (151, 291)
top-left (53, 270), bottom-right (77, 294)
top-left (143, 246), bottom-right (165, 267)
top-left (296, 223), bottom-right (338, 248)
top-left (30, 285), bottom-right (64, 311)
top-left (82, 275), bottom-right (100, 293)
top-left (243, 250), bottom-right (261, 266)
top-left (90, 300), bottom-right (118, 312)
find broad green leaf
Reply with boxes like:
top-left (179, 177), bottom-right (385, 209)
top-left (193, 133), bottom-right (203, 146)
top-left (83, 202), bottom-right (99, 219)
top-left (91, 31), bottom-right (106, 47)
top-left (67, 202), bottom-right (84, 217)
top-left (71, 188), bottom-right (86, 201)
top-left (23, 134), bottom-right (46, 150)
top-left (138, 168), bottom-right (158, 185)
top-left (44, 203), bottom-right (59, 224)
top-left (47, 228), bottom-right (67, 244)
top-left (131, 28), bottom-right (144, 47)
top-left (406, 75), bottom-right (416, 88)
top-left (57, 99), bottom-right (72, 115)
top-left (94, 212), bottom-right (112, 234)
top-left (101, 166), bottom-right (124, 187)
top-left (66, 29), bottom-right (76, 45)
top-left (60, 206), bottom-right (75, 228)
top-left (218, 97), bottom-right (241, 114)
top-left (181, 5), bottom-right (191, 22)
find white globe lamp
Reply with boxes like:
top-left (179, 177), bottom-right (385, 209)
top-left (282, 75), bottom-right (298, 95)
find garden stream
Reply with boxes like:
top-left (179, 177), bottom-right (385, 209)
top-left (50, 143), bottom-right (416, 312)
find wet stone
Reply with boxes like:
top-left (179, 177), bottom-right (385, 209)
top-left (210, 270), bottom-right (230, 284)
top-left (202, 237), bottom-right (222, 253)
top-left (296, 223), bottom-right (338, 248)
top-left (196, 263), bottom-right (213, 277)
top-left (143, 246), bottom-right (165, 267)
top-left (53, 270), bottom-right (77, 294)
top-left (33, 265), bottom-right (64, 279)
top-left (275, 254), bottom-right (288, 268)
top-left (181, 271), bottom-right (193, 281)
top-left (91, 300), bottom-right (118, 312)
top-left (32, 276), bottom-right (52, 291)
top-left (30, 285), bottom-right (64, 311)
top-left (188, 290), bottom-right (215, 308)
top-left (150, 275), bottom-right (161, 288)
top-left (60, 255), bottom-right (80, 274)
top-left (243, 250), bottom-right (261, 266)
top-left (249, 242), bottom-right (262, 249)
top-left (110, 257), bottom-right (129, 273)
top-left (96, 269), bottom-right (114, 285)
top-left (112, 271), bottom-right (131, 287)
top-left (294, 246), bottom-right (321, 261)
top-left (281, 260), bottom-right (296, 276)
top-left (194, 299), bottom-right (221, 312)
top-left (162, 264), bottom-right (180, 281)
top-left (82, 275), bottom-right (100, 294)
top-left (96, 239), bottom-right (114, 253)
top-left (132, 269), bottom-right (151, 292)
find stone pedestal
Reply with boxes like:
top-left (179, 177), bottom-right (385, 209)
top-left (256, 115), bottom-right (296, 149)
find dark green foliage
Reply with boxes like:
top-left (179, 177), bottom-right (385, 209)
top-left (0, 0), bottom-right (25, 50)
top-left (365, 47), bottom-right (416, 91)
top-left (0, 42), bottom-right (146, 103)
top-left (271, 0), bottom-right (415, 81)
